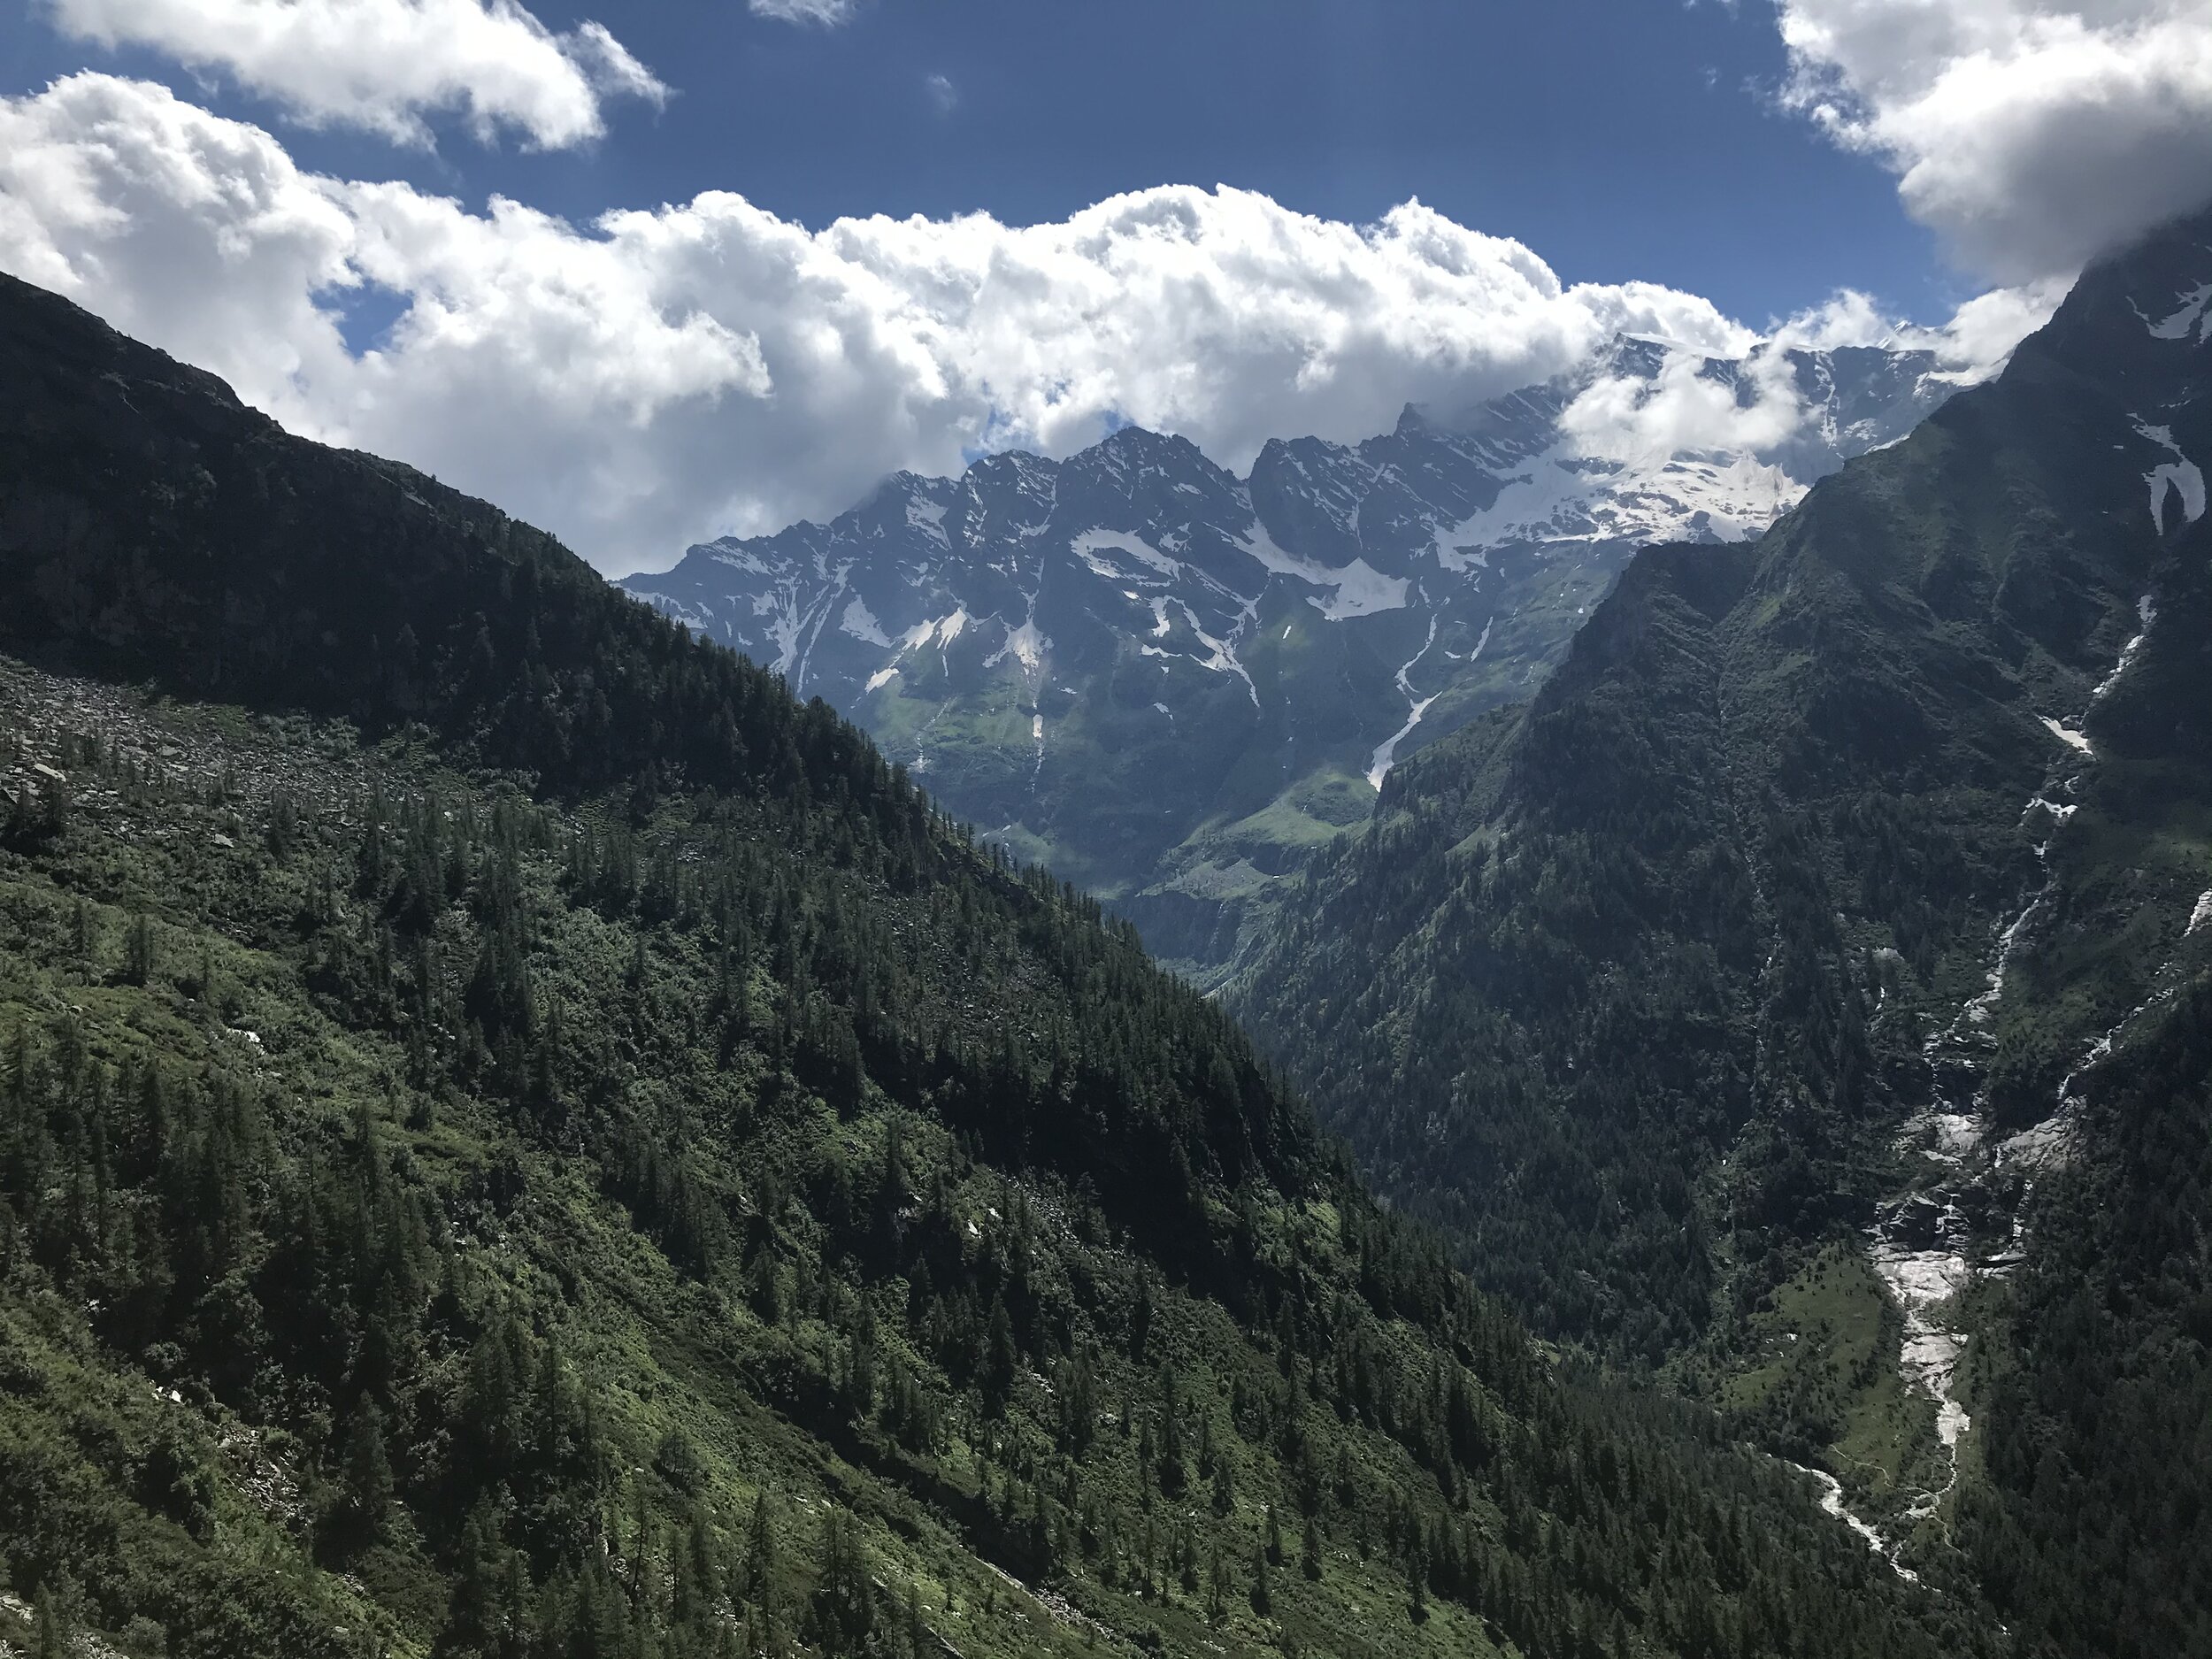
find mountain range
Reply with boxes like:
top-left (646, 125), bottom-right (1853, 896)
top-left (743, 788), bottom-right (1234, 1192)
top-left (626, 335), bottom-right (1962, 976)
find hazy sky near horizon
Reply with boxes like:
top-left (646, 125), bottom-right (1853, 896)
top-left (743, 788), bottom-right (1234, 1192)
top-left (3, 0), bottom-right (2207, 571)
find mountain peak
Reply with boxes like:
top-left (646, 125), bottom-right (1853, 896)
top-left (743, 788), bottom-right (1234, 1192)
top-left (626, 326), bottom-right (1962, 976)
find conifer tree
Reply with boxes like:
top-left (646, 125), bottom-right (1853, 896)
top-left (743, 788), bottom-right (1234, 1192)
top-left (341, 1395), bottom-right (394, 1539)
top-left (125, 914), bottom-right (156, 987)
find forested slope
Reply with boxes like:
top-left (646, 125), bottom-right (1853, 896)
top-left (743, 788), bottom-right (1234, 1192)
top-left (0, 273), bottom-right (1983, 1659)
top-left (1233, 205), bottom-right (2212, 1648)
top-left (1235, 203), bottom-right (2208, 1350)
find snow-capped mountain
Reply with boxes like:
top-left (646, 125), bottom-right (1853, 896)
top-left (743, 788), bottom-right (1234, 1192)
top-left (625, 335), bottom-right (1964, 976)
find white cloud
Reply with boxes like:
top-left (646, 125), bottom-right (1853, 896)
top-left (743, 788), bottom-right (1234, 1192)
top-left (750, 0), bottom-right (856, 25)
top-left (1559, 283), bottom-right (2052, 468)
top-left (925, 72), bottom-right (956, 113)
top-left (50, 0), bottom-right (667, 150)
top-left (1779, 0), bottom-right (2212, 282)
top-left (0, 75), bottom-right (2056, 580)
top-left (1563, 344), bottom-right (1806, 465)
top-left (1770, 280), bottom-right (2069, 367)
top-left (1910, 280), bottom-right (2072, 366)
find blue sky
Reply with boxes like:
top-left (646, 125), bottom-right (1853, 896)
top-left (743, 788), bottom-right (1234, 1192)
top-left (2, 0), bottom-right (1955, 327)
top-left (3, 0), bottom-right (2201, 572)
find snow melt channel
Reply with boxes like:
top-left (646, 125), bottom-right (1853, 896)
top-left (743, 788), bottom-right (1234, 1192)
top-left (1869, 1243), bottom-right (1973, 1448)
top-left (1367, 614), bottom-right (1481, 790)
top-left (1865, 578), bottom-right (2164, 1516)
top-left (1788, 1464), bottom-right (1909, 1578)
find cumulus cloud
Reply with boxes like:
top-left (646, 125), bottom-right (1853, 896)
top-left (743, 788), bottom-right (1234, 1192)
top-left (1557, 283), bottom-right (2055, 469)
top-left (749, 0), bottom-right (856, 25)
top-left (1770, 280), bottom-right (2070, 365)
top-left (1778, 0), bottom-right (2212, 282)
top-left (0, 75), bottom-right (2055, 577)
top-left (1562, 346), bottom-right (1806, 465)
top-left (49, 0), bottom-right (667, 149)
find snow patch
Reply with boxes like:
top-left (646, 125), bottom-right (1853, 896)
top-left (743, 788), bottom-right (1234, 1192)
top-left (984, 612), bottom-right (1050, 679)
top-left (2040, 716), bottom-right (2093, 756)
top-left (1072, 527), bottom-right (1181, 582)
top-left (749, 586), bottom-right (816, 679)
top-left (2190, 890), bottom-right (2212, 935)
top-left (840, 595), bottom-right (895, 648)
top-left (1304, 558), bottom-right (1409, 620)
top-left (2132, 281), bottom-right (2212, 343)
top-left (626, 592), bottom-right (709, 633)
top-left (2093, 592), bottom-right (2158, 702)
top-left (869, 609), bottom-right (972, 687)
top-left (710, 547), bottom-right (775, 577)
top-left (1173, 602), bottom-right (1259, 708)
top-left (1233, 522), bottom-right (1409, 620)
top-left (2136, 422), bottom-right (2206, 529)
top-left (1428, 442), bottom-right (1800, 558)
top-left (905, 495), bottom-right (950, 544)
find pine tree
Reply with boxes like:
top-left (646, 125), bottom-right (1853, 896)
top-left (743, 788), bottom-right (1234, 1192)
top-left (124, 914), bottom-right (156, 987)
top-left (34, 1588), bottom-right (65, 1659)
top-left (1157, 1366), bottom-right (1187, 1498)
top-left (982, 1294), bottom-right (1017, 1416)
top-left (341, 1395), bottom-right (395, 1537)
top-left (745, 1490), bottom-right (777, 1615)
